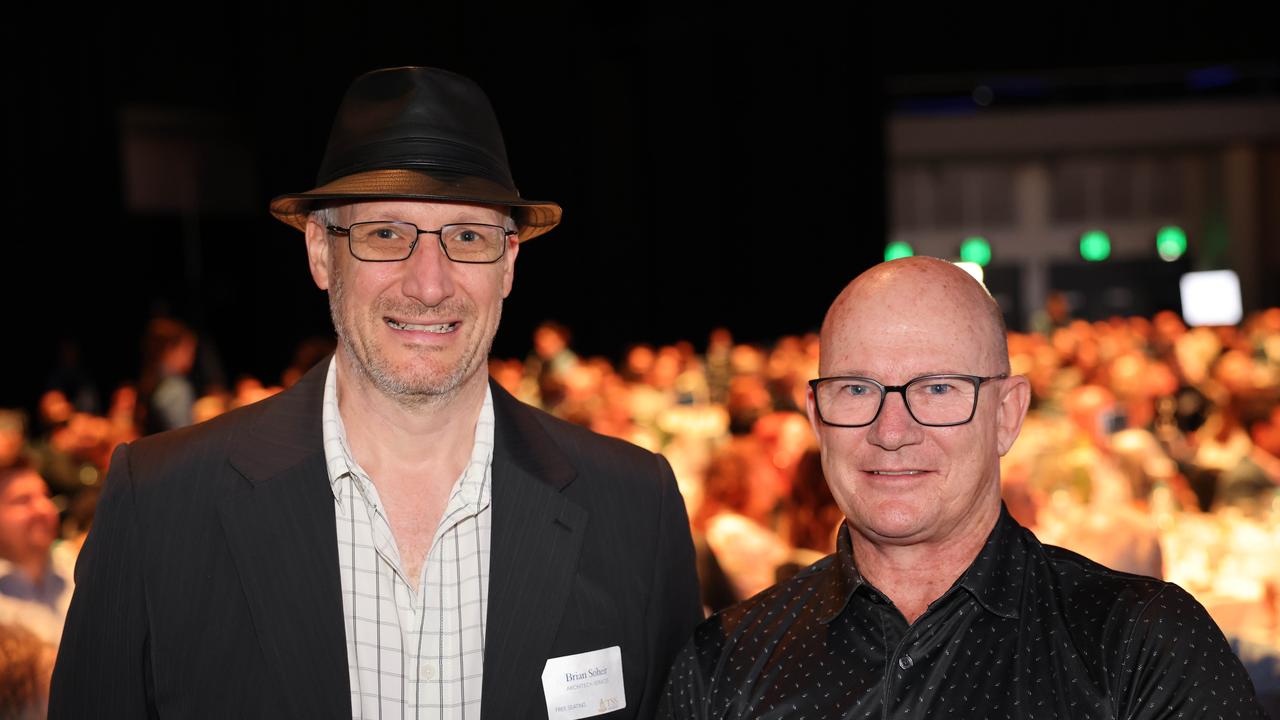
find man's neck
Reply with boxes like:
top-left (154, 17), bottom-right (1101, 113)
top-left (334, 354), bottom-right (486, 481)
top-left (848, 497), bottom-right (1002, 625)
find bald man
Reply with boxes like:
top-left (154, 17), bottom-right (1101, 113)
top-left (659, 258), bottom-right (1264, 718)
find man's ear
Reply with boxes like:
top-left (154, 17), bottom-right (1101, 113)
top-left (304, 218), bottom-right (333, 290)
top-left (805, 385), bottom-right (823, 439)
top-left (995, 375), bottom-right (1032, 456)
top-left (500, 234), bottom-right (520, 298)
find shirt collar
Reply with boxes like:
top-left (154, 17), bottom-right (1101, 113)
top-left (0, 556), bottom-right (67, 610)
top-left (816, 524), bottom-right (863, 624)
top-left (817, 504), bottom-right (1026, 624)
top-left (953, 506), bottom-right (1025, 620)
top-left (320, 356), bottom-right (495, 511)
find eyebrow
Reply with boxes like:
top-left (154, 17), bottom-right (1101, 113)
top-left (345, 215), bottom-right (504, 225)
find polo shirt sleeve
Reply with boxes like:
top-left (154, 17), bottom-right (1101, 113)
top-left (1112, 583), bottom-right (1266, 719)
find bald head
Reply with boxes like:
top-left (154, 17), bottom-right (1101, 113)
top-left (820, 257), bottom-right (1010, 376)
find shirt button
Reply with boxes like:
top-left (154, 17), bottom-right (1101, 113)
top-left (420, 664), bottom-right (436, 680)
top-left (898, 655), bottom-right (914, 670)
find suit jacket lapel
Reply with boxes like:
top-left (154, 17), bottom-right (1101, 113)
top-left (220, 359), bottom-right (350, 718)
top-left (482, 381), bottom-right (587, 719)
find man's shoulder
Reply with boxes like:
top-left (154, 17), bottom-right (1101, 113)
top-left (1031, 536), bottom-right (1223, 666)
top-left (1032, 537), bottom-right (1262, 715)
top-left (1036, 539), bottom-right (1169, 613)
top-left (124, 392), bottom-right (275, 473)
top-left (112, 383), bottom-right (314, 503)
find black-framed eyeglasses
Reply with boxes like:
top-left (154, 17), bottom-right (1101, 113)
top-left (808, 373), bottom-right (1008, 428)
top-left (327, 221), bottom-right (515, 264)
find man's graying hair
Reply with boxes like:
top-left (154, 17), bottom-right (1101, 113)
top-left (310, 204), bottom-right (341, 231)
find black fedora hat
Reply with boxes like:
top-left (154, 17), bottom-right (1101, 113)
top-left (270, 66), bottom-right (561, 241)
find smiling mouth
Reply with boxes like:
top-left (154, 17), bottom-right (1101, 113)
top-left (869, 470), bottom-right (926, 476)
top-left (385, 318), bottom-right (459, 333)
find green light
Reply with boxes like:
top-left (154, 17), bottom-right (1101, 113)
top-left (884, 241), bottom-right (914, 262)
top-left (1079, 230), bottom-right (1111, 262)
top-left (1156, 225), bottom-right (1187, 262)
top-left (959, 236), bottom-right (992, 266)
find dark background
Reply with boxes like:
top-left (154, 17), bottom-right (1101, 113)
top-left (2, 2), bottom-right (1275, 409)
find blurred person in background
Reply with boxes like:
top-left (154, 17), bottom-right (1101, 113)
top-left (0, 411), bottom-right (29, 470)
top-left (752, 412), bottom-right (813, 493)
top-left (704, 328), bottom-right (734, 404)
top-left (781, 448), bottom-right (842, 556)
top-left (525, 320), bottom-right (578, 409)
top-left (690, 439), bottom-right (789, 610)
top-left (0, 462), bottom-right (72, 646)
top-left (724, 373), bottom-right (771, 436)
top-left (1031, 290), bottom-right (1072, 337)
top-left (280, 336), bottom-right (338, 388)
top-left (1030, 384), bottom-right (1165, 578)
top-left (27, 392), bottom-right (109, 497)
top-left (0, 621), bottom-right (54, 719)
top-left (43, 339), bottom-right (100, 417)
top-left (1160, 347), bottom-right (1280, 511)
top-left (135, 317), bottom-right (198, 434)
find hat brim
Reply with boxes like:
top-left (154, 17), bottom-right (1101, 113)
top-left (269, 168), bottom-right (562, 241)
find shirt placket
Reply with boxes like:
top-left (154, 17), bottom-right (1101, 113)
top-left (354, 473), bottom-right (420, 718)
top-left (428, 489), bottom-right (479, 716)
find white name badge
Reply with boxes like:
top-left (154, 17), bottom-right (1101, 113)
top-left (541, 645), bottom-right (626, 720)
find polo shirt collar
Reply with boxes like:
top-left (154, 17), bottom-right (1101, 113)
top-left (818, 504), bottom-right (1025, 624)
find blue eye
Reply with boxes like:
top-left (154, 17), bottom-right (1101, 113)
top-left (923, 383), bottom-right (953, 395)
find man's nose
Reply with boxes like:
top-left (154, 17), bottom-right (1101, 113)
top-left (400, 236), bottom-right (456, 305)
top-left (866, 391), bottom-right (922, 450)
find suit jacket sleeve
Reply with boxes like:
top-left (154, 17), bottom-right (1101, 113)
top-left (49, 442), bottom-right (156, 718)
top-left (637, 452), bottom-right (703, 718)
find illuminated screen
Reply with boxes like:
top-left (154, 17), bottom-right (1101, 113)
top-left (1179, 270), bottom-right (1242, 326)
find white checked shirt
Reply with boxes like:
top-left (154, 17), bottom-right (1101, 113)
top-left (322, 358), bottom-right (493, 719)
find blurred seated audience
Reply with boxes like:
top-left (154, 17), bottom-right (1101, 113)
top-left (5, 304), bottom-right (1280, 666)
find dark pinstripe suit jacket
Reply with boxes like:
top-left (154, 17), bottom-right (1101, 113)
top-left (49, 359), bottom-right (702, 718)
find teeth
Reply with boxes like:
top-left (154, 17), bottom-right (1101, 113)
top-left (386, 319), bottom-right (456, 333)
top-left (872, 471), bottom-right (922, 476)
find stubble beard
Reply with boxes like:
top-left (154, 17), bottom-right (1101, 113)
top-left (328, 265), bottom-right (500, 409)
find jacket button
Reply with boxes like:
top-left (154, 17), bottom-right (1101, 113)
top-left (898, 655), bottom-right (914, 670)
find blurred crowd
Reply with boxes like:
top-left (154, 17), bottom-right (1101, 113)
top-left (494, 309), bottom-right (1280, 619)
top-left (3, 305), bottom-right (1280, 713)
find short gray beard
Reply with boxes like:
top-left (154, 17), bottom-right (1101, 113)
top-left (327, 259), bottom-right (500, 410)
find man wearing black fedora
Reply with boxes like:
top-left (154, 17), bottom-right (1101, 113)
top-left (51, 67), bottom-right (702, 719)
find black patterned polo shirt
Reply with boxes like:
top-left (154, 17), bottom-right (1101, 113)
top-left (660, 506), bottom-right (1265, 719)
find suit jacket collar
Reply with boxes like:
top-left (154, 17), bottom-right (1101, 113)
top-left (488, 379), bottom-right (578, 491)
top-left (219, 357), bottom-right (349, 717)
top-left (223, 359), bottom-right (588, 718)
top-left (227, 355), bottom-right (328, 484)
